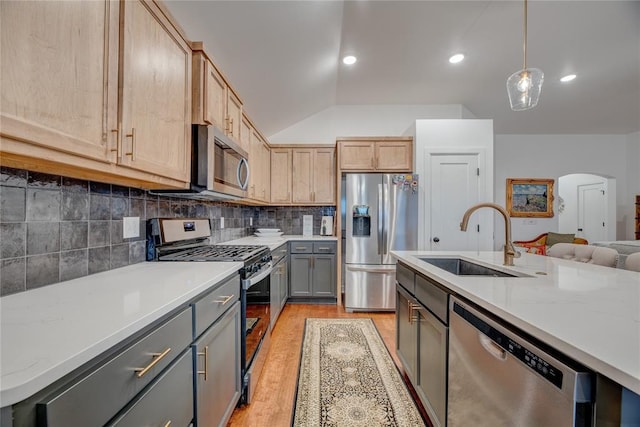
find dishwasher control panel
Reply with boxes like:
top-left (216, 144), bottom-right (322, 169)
top-left (453, 302), bottom-right (563, 389)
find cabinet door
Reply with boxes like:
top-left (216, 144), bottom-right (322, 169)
top-left (416, 307), bottom-right (448, 427)
top-left (290, 255), bottom-right (313, 297)
top-left (120, 0), bottom-right (191, 182)
top-left (240, 114), bottom-right (252, 154)
top-left (292, 149), bottom-right (313, 204)
top-left (375, 140), bottom-right (413, 171)
top-left (271, 149), bottom-right (292, 204)
top-left (0, 0), bottom-right (118, 162)
top-left (339, 141), bottom-right (375, 170)
top-left (260, 140), bottom-right (271, 202)
top-left (312, 148), bottom-right (335, 204)
top-left (312, 255), bottom-right (336, 297)
top-left (270, 267), bottom-right (280, 328)
top-left (109, 350), bottom-right (193, 427)
top-left (204, 60), bottom-right (227, 129)
top-left (280, 258), bottom-right (289, 307)
top-left (226, 89), bottom-right (243, 143)
top-left (194, 301), bottom-right (241, 427)
top-left (396, 286), bottom-right (418, 382)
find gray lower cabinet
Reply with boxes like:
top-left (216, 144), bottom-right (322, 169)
top-left (289, 241), bottom-right (336, 299)
top-left (34, 308), bottom-right (193, 427)
top-left (270, 244), bottom-right (289, 328)
top-left (107, 349), bottom-right (194, 427)
top-left (193, 301), bottom-right (241, 427)
top-left (396, 262), bottom-right (449, 427)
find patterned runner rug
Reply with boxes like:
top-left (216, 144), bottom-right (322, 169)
top-left (292, 318), bottom-right (426, 427)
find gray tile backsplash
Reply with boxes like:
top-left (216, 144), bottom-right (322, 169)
top-left (0, 167), bottom-right (336, 296)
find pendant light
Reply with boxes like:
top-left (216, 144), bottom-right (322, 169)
top-left (506, 0), bottom-right (544, 111)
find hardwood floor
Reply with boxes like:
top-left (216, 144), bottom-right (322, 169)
top-left (227, 303), bottom-right (400, 426)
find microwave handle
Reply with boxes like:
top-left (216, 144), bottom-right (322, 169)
top-left (238, 157), bottom-right (250, 190)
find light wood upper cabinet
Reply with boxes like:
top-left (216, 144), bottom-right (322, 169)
top-left (271, 149), bottom-right (292, 204)
top-left (338, 138), bottom-right (413, 172)
top-left (226, 89), bottom-right (242, 143)
top-left (240, 114), bottom-right (252, 154)
top-left (192, 44), bottom-right (243, 148)
top-left (0, 0), bottom-right (119, 163)
top-left (248, 129), bottom-right (270, 203)
top-left (119, 0), bottom-right (191, 182)
top-left (0, 0), bottom-right (191, 189)
top-left (290, 147), bottom-right (335, 205)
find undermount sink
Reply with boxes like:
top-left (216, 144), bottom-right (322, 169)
top-left (419, 257), bottom-right (522, 278)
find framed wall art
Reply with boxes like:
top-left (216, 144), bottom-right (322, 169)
top-left (506, 178), bottom-right (554, 218)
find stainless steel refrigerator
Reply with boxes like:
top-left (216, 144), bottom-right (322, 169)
top-left (343, 173), bottom-right (419, 311)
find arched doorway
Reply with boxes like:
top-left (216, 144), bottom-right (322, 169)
top-left (558, 173), bottom-right (617, 243)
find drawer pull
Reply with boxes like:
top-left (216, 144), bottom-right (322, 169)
top-left (164, 422), bottom-right (172, 427)
top-left (134, 347), bottom-right (171, 378)
top-left (197, 346), bottom-right (209, 381)
top-left (295, 246), bottom-right (307, 250)
top-left (215, 294), bottom-right (235, 305)
top-left (318, 247), bottom-right (330, 251)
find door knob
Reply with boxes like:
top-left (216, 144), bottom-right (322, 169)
top-left (433, 237), bottom-right (440, 243)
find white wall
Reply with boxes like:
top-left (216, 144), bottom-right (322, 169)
top-left (558, 174), bottom-right (616, 241)
top-left (268, 104), bottom-right (468, 143)
top-left (494, 134), bottom-right (629, 243)
top-left (414, 120), bottom-right (494, 250)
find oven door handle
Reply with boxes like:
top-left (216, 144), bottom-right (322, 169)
top-left (241, 262), bottom-right (273, 289)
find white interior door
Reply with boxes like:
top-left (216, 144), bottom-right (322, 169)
top-left (429, 154), bottom-right (480, 250)
top-left (578, 183), bottom-right (607, 243)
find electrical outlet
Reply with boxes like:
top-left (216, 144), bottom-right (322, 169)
top-left (524, 219), bottom-right (537, 226)
top-left (123, 217), bottom-right (140, 238)
top-left (220, 217), bottom-right (225, 229)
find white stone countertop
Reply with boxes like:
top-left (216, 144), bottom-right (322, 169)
top-left (392, 250), bottom-right (640, 395)
top-left (224, 234), bottom-right (338, 251)
top-left (0, 261), bottom-right (242, 407)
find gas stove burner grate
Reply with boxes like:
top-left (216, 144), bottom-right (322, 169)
top-left (158, 244), bottom-right (268, 262)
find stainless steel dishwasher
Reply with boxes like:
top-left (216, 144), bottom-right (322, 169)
top-left (448, 297), bottom-right (593, 427)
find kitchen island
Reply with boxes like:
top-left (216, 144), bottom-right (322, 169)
top-left (392, 250), bottom-right (640, 425)
top-left (0, 261), bottom-right (242, 425)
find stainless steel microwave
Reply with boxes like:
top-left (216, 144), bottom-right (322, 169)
top-left (152, 124), bottom-right (250, 200)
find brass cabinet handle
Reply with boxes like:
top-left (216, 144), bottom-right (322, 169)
top-left (197, 346), bottom-right (209, 381)
top-left (163, 422), bottom-right (172, 427)
top-left (215, 294), bottom-right (235, 305)
top-left (110, 129), bottom-right (119, 153)
top-left (125, 128), bottom-right (135, 160)
top-left (134, 347), bottom-right (171, 378)
top-left (409, 303), bottom-right (421, 324)
top-left (229, 118), bottom-right (234, 135)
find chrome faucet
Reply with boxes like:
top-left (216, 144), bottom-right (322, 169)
top-left (460, 203), bottom-right (521, 266)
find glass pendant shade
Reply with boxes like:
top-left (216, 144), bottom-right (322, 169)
top-left (507, 67), bottom-right (544, 111)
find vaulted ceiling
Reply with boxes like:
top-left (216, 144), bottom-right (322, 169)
top-left (164, 0), bottom-right (640, 138)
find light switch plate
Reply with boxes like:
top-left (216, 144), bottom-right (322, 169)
top-left (123, 217), bottom-right (140, 238)
top-left (220, 217), bottom-right (225, 229)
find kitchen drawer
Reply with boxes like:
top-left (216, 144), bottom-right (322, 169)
top-left (290, 241), bottom-right (313, 254)
top-left (37, 308), bottom-right (192, 427)
top-left (313, 242), bottom-right (336, 254)
top-left (193, 273), bottom-right (240, 339)
top-left (396, 262), bottom-right (415, 295)
top-left (107, 349), bottom-right (194, 427)
top-left (415, 274), bottom-right (448, 325)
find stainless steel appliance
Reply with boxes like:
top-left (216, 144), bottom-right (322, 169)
top-left (448, 297), bottom-right (593, 426)
top-left (147, 218), bottom-right (271, 404)
top-left (152, 124), bottom-right (249, 201)
top-left (343, 173), bottom-right (419, 311)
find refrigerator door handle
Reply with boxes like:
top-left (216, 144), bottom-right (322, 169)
top-left (378, 183), bottom-right (383, 255)
top-left (346, 266), bottom-right (394, 274)
top-left (382, 183), bottom-right (388, 255)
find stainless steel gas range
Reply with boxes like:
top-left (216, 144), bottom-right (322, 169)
top-left (147, 218), bottom-right (272, 404)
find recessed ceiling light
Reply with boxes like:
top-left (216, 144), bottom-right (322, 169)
top-left (449, 53), bottom-right (465, 64)
top-left (342, 55), bottom-right (357, 65)
top-left (560, 74), bottom-right (577, 83)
